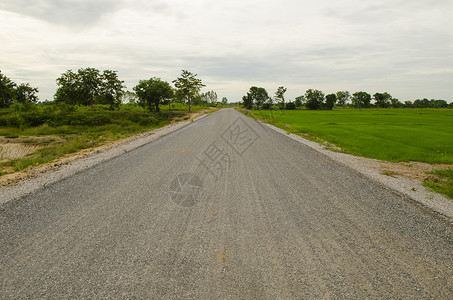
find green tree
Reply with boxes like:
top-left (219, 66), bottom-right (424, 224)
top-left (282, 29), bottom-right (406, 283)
top-left (351, 91), bottom-right (371, 110)
top-left (305, 89), bottom-right (325, 110)
top-left (173, 70), bottom-right (205, 112)
top-left (15, 83), bottom-right (39, 104)
top-left (55, 68), bottom-right (124, 110)
top-left (249, 86), bottom-right (268, 109)
top-left (55, 69), bottom-right (81, 105)
top-left (98, 70), bottom-right (125, 110)
top-left (133, 77), bottom-right (174, 112)
top-left (201, 90), bottom-right (218, 105)
top-left (390, 98), bottom-right (402, 108)
top-left (373, 92), bottom-right (392, 110)
top-left (78, 68), bottom-right (101, 110)
top-left (336, 91), bottom-right (350, 106)
top-left (0, 71), bottom-right (17, 107)
top-left (242, 94), bottom-right (253, 109)
top-left (295, 95), bottom-right (304, 108)
top-left (121, 91), bottom-right (138, 104)
top-left (221, 97), bottom-right (228, 105)
top-left (274, 86), bottom-right (287, 109)
top-left (325, 93), bottom-right (337, 110)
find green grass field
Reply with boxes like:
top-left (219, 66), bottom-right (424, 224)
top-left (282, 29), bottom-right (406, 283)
top-left (250, 108), bottom-right (453, 164)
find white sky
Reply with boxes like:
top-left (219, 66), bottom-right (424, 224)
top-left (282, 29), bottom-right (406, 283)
top-left (1, 0), bottom-right (452, 102)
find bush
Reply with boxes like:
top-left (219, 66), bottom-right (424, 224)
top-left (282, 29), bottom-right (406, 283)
top-left (22, 111), bottom-right (49, 127)
top-left (67, 112), bottom-right (113, 126)
top-left (285, 102), bottom-right (296, 110)
top-left (0, 114), bottom-right (25, 127)
top-left (139, 116), bottom-right (159, 126)
top-left (262, 103), bottom-right (272, 110)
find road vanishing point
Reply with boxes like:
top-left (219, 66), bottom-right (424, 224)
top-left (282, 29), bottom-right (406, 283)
top-left (1, 108), bottom-right (452, 299)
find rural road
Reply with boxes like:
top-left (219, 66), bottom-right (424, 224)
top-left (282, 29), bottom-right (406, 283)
top-left (1, 108), bottom-right (452, 299)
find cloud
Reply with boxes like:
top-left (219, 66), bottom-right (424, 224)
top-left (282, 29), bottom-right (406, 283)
top-left (0, 0), bottom-right (122, 27)
top-left (0, 0), bottom-right (452, 102)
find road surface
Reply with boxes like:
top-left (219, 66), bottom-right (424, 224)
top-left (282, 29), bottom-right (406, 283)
top-left (1, 108), bottom-right (452, 298)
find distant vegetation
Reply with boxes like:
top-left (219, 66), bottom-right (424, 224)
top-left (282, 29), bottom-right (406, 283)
top-left (0, 68), bottom-right (227, 176)
top-left (241, 86), bottom-right (452, 110)
top-left (1, 69), bottom-right (229, 111)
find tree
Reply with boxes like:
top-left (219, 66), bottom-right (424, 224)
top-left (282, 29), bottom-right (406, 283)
top-left (201, 90), bottom-right (218, 104)
top-left (55, 69), bottom-right (82, 105)
top-left (221, 97), bottom-right (228, 105)
top-left (274, 86), bottom-right (287, 109)
top-left (0, 71), bottom-right (17, 108)
top-left (285, 102), bottom-right (296, 110)
top-left (373, 92), bottom-right (392, 110)
top-left (325, 93), bottom-right (337, 110)
top-left (55, 68), bottom-right (125, 110)
top-left (305, 89), bottom-right (325, 110)
top-left (133, 77), bottom-right (174, 112)
top-left (248, 86), bottom-right (268, 109)
top-left (390, 98), bottom-right (402, 108)
top-left (295, 95), bottom-right (304, 108)
top-left (78, 68), bottom-right (101, 110)
top-left (173, 70), bottom-right (205, 112)
top-left (99, 70), bottom-right (125, 110)
top-left (336, 91), bottom-right (350, 106)
top-left (15, 83), bottom-right (39, 104)
top-left (242, 94), bottom-right (253, 109)
top-left (173, 88), bottom-right (186, 104)
top-left (121, 91), bottom-right (138, 104)
top-left (351, 91), bottom-right (371, 110)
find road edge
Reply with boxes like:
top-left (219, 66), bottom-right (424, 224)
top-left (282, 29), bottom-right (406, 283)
top-left (0, 112), bottom-right (212, 207)
top-left (253, 118), bottom-right (453, 221)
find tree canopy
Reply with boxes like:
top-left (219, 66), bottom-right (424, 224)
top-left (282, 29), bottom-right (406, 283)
top-left (55, 68), bottom-right (125, 110)
top-left (246, 86), bottom-right (269, 109)
top-left (352, 91), bottom-right (371, 109)
top-left (173, 70), bottom-right (205, 112)
top-left (0, 71), bottom-right (39, 108)
top-left (201, 90), bottom-right (218, 104)
top-left (373, 92), bottom-right (392, 109)
top-left (305, 89), bottom-right (325, 110)
top-left (336, 91), bottom-right (350, 106)
top-left (133, 77), bottom-right (173, 112)
top-left (325, 93), bottom-right (337, 110)
top-left (274, 86), bottom-right (287, 109)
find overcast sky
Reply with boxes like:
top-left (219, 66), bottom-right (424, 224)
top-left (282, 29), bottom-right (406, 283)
top-left (1, 0), bottom-right (452, 103)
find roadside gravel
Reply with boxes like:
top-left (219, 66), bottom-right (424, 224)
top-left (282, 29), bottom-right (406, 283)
top-left (0, 113), bottom-right (210, 206)
top-left (264, 122), bottom-right (453, 220)
top-left (2, 109), bottom-right (451, 221)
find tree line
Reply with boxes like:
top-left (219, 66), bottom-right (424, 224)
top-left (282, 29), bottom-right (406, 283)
top-left (1, 71), bottom-right (39, 108)
top-left (1, 69), bottom-right (229, 112)
top-left (242, 86), bottom-right (451, 110)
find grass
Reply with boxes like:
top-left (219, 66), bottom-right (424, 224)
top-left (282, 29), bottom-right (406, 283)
top-left (0, 123), bottom-right (165, 174)
top-left (0, 103), bottom-right (213, 176)
top-left (423, 169), bottom-right (453, 199)
top-left (248, 108), bottom-right (453, 164)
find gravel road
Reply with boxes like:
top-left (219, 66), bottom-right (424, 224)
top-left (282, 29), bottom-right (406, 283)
top-left (1, 108), bottom-right (452, 299)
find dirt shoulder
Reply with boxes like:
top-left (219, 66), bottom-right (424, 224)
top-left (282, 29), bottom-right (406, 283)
top-left (0, 109), bottom-right (212, 189)
top-left (261, 121), bottom-right (453, 220)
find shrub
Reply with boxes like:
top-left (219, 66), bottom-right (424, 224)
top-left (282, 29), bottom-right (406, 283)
top-left (262, 103), bottom-right (272, 110)
top-left (285, 102), bottom-right (296, 110)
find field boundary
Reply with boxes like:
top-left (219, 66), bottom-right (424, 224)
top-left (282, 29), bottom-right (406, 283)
top-left (257, 119), bottom-right (453, 220)
top-left (0, 112), bottom-right (212, 206)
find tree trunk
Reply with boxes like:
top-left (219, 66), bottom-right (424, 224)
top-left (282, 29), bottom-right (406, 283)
top-left (188, 95), bottom-right (191, 112)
